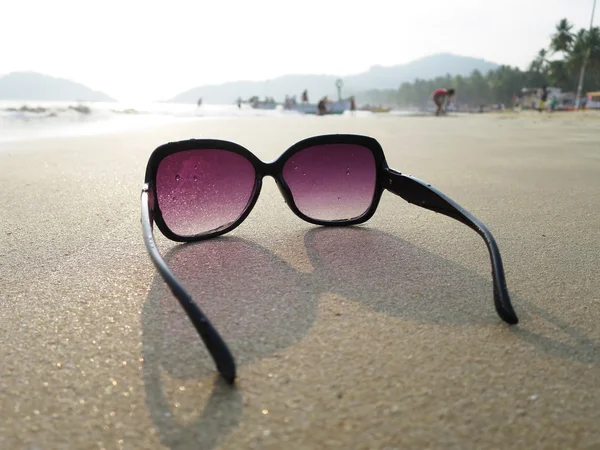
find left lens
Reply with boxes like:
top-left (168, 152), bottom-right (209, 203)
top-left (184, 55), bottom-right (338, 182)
top-left (156, 149), bottom-right (256, 236)
top-left (282, 143), bottom-right (377, 221)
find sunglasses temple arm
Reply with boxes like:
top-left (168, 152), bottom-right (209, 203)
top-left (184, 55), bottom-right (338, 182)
top-left (383, 168), bottom-right (518, 325)
top-left (140, 188), bottom-right (237, 384)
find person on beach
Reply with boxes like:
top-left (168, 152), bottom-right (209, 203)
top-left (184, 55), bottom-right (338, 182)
top-left (538, 86), bottom-right (548, 112)
top-left (317, 98), bottom-right (327, 115)
top-left (432, 88), bottom-right (455, 116)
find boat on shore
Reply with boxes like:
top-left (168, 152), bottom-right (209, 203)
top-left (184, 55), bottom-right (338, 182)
top-left (359, 105), bottom-right (392, 113)
top-left (246, 80), bottom-right (354, 115)
top-left (251, 102), bottom-right (278, 110)
top-left (284, 98), bottom-right (352, 115)
top-left (247, 96), bottom-right (279, 110)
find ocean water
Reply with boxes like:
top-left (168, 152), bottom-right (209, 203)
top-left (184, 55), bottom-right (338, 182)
top-left (0, 100), bottom-right (417, 143)
top-left (0, 100), bottom-right (308, 143)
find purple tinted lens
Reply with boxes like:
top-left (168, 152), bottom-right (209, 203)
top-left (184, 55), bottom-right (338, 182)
top-left (156, 149), bottom-right (256, 236)
top-left (282, 144), bottom-right (377, 221)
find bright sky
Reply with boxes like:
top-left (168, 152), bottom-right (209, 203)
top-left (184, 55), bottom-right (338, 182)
top-left (1, 0), bottom-right (598, 101)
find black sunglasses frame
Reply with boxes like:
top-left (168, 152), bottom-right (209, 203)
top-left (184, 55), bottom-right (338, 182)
top-left (145, 134), bottom-right (388, 242)
top-left (141, 134), bottom-right (518, 384)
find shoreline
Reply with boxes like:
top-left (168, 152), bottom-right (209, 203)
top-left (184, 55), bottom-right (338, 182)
top-left (1, 108), bottom-right (598, 152)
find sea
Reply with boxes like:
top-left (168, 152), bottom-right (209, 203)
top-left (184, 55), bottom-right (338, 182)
top-left (0, 101), bottom-right (292, 143)
top-left (0, 100), bottom-right (401, 143)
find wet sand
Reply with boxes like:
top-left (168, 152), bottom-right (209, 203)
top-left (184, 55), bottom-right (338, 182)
top-left (1, 112), bottom-right (599, 449)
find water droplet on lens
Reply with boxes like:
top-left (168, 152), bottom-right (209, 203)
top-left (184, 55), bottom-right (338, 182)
top-left (337, 197), bottom-right (341, 202)
top-left (193, 175), bottom-right (198, 181)
top-left (194, 164), bottom-right (198, 170)
top-left (302, 172), bottom-right (306, 176)
top-left (312, 182), bottom-right (316, 187)
top-left (346, 170), bottom-right (350, 176)
top-left (175, 174), bottom-right (180, 181)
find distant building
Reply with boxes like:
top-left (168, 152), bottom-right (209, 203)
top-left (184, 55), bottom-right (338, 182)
top-left (587, 91), bottom-right (600, 108)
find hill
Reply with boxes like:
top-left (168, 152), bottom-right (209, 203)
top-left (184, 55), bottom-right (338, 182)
top-left (169, 53), bottom-right (500, 103)
top-left (0, 72), bottom-right (115, 102)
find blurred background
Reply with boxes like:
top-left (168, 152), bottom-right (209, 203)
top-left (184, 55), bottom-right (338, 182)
top-left (1, 0), bottom-right (599, 140)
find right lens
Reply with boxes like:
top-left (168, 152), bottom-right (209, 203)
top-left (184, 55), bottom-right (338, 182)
top-left (282, 143), bottom-right (377, 221)
top-left (155, 149), bottom-right (256, 236)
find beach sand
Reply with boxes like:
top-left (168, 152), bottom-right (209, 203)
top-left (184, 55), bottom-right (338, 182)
top-left (1, 112), bottom-right (599, 449)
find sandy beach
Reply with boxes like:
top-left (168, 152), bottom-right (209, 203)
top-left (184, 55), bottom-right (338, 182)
top-left (1, 112), bottom-right (599, 449)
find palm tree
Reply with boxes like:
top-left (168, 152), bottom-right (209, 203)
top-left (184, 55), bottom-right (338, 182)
top-left (588, 27), bottom-right (600, 88)
top-left (566, 27), bottom-right (598, 87)
top-left (579, 26), bottom-right (600, 88)
top-left (569, 29), bottom-right (589, 68)
top-left (550, 18), bottom-right (575, 54)
top-left (547, 60), bottom-right (570, 88)
top-left (575, 0), bottom-right (598, 104)
top-left (530, 49), bottom-right (549, 73)
top-left (586, 27), bottom-right (600, 63)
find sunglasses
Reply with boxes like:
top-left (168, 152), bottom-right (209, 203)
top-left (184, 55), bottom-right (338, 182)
top-left (141, 134), bottom-right (518, 384)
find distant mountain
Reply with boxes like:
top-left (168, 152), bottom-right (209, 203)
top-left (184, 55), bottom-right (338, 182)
top-left (169, 53), bottom-right (500, 104)
top-left (0, 72), bottom-right (115, 102)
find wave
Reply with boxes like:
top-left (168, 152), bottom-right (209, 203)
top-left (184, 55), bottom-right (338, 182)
top-left (0, 100), bottom-right (311, 125)
top-left (1, 103), bottom-right (92, 119)
top-left (0, 101), bottom-right (307, 143)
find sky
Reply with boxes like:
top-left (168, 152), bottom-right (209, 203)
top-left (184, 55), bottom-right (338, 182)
top-left (1, 0), bottom-right (598, 102)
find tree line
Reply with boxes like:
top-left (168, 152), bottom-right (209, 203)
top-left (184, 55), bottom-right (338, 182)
top-left (358, 19), bottom-right (600, 108)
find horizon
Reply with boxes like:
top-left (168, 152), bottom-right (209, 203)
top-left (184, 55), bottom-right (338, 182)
top-left (0, 52), bottom-right (502, 103)
top-left (1, 0), bottom-right (598, 102)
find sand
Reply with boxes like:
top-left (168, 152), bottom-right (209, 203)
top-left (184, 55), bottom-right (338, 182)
top-left (1, 112), bottom-right (599, 450)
